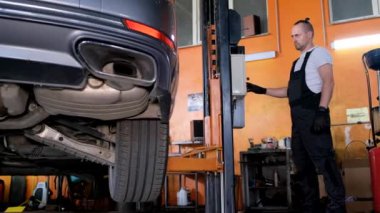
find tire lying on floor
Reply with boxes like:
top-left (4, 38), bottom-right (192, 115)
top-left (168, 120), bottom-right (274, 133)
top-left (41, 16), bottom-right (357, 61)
top-left (109, 119), bottom-right (169, 203)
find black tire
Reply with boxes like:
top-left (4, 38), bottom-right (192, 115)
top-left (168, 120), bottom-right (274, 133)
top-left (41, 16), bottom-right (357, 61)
top-left (109, 119), bottom-right (168, 203)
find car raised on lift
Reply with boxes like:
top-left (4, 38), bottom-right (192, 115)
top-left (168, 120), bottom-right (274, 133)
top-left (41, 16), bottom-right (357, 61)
top-left (0, 0), bottom-right (178, 203)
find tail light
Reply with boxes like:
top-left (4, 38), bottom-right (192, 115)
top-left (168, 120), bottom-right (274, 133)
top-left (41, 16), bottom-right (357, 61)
top-left (123, 19), bottom-right (175, 50)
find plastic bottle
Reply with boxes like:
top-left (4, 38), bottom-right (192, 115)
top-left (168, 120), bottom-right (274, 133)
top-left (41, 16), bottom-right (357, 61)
top-left (177, 187), bottom-right (189, 206)
top-left (273, 170), bottom-right (279, 187)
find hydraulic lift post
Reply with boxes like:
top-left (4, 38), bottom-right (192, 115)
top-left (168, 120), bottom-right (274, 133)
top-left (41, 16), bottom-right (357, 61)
top-left (167, 0), bottom-right (241, 211)
top-left (216, 0), bottom-right (236, 212)
top-left (202, 0), bottom-right (237, 212)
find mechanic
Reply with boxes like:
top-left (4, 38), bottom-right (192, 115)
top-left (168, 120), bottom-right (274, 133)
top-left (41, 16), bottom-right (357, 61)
top-left (246, 18), bottom-right (346, 212)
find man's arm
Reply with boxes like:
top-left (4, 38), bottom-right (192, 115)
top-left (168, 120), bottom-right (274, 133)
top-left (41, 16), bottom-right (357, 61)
top-left (247, 82), bottom-right (288, 98)
top-left (266, 87), bottom-right (288, 98)
top-left (318, 63), bottom-right (334, 108)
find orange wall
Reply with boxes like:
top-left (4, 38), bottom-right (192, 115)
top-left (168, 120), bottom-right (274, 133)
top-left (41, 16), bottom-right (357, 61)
top-left (170, 45), bottom-right (204, 142)
top-left (170, 0), bottom-right (380, 175)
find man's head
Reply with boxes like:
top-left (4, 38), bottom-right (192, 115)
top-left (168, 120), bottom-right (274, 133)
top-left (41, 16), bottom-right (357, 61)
top-left (291, 18), bottom-right (314, 52)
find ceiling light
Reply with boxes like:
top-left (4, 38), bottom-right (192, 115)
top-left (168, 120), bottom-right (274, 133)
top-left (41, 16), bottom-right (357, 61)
top-left (245, 50), bottom-right (276, 62)
top-left (331, 34), bottom-right (380, 50)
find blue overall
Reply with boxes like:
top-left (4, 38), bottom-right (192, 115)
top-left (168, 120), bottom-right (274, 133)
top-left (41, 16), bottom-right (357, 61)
top-left (287, 50), bottom-right (346, 213)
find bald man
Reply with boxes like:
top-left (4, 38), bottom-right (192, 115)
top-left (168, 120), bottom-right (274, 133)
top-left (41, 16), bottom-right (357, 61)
top-left (247, 19), bottom-right (346, 213)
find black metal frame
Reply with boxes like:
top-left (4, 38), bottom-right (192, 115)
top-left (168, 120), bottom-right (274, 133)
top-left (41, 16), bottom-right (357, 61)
top-left (202, 0), bottom-right (236, 212)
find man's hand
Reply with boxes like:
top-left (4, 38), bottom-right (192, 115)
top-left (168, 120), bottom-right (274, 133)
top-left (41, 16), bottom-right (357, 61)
top-left (247, 82), bottom-right (267, 94)
top-left (312, 107), bottom-right (330, 133)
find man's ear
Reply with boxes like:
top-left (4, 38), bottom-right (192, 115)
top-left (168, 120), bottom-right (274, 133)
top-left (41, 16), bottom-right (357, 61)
top-left (307, 31), bottom-right (313, 39)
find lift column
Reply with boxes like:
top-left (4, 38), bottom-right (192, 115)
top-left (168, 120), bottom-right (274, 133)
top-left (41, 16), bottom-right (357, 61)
top-left (202, 0), bottom-right (240, 212)
top-left (216, 0), bottom-right (236, 212)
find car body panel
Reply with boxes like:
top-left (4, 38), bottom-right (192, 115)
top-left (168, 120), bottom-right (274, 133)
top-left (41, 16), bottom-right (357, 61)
top-left (35, 0), bottom-right (176, 40)
top-left (0, 0), bottom-right (177, 91)
top-left (0, 0), bottom-right (178, 193)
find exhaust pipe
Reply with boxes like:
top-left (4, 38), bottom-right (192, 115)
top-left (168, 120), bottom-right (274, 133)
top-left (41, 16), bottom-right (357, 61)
top-left (102, 60), bottom-right (141, 79)
top-left (0, 104), bottom-right (49, 129)
top-left (77, 41), bottom-right (157, 90)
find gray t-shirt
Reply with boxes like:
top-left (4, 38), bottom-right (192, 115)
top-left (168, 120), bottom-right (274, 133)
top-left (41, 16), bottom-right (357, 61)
top-left (293, 46), bottom-right (332, 93)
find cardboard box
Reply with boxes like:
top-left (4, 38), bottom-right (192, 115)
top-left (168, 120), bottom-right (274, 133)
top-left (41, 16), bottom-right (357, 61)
top-left (343, 159), bottom-right (372, 198)
top-left (343, 159), bottom-right (373, 213)
top-left (319, 159), bottom-right (373, 213)
top-left (242, 15), bottom-right (261, 37)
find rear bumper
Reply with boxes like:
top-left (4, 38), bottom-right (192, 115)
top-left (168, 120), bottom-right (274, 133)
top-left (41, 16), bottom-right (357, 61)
top-left (0, 0), bottom-right (177, 91)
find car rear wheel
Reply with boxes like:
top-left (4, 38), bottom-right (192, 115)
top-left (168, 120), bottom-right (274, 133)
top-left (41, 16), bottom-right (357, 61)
top-left (109, 119), bottom-right (168, 203)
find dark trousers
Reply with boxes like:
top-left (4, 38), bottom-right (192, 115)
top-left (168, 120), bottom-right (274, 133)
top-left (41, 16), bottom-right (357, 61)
top-left (291, 106), bottom-right (346, 213)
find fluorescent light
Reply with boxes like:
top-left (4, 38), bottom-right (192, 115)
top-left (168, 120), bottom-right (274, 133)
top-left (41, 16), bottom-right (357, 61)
top-left (331, 34), bottom-right (380, 50)
top-left (245, 50), bottom-right (276, 62)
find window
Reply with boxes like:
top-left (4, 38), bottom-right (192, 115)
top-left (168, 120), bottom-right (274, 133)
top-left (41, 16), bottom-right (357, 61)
top-left (175, 0), bottom-right (268, 47)
top-left (231, 0), bottom-right (268, 35)
top-left (329, 0), bottom-right (380, 23)
top-left (175, 0), bottom-right (200, 46)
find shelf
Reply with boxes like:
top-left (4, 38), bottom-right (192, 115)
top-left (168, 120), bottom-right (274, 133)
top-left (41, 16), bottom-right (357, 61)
top-left (168, 153), bottom-right (182, 157)
top-left (165, 205), bottom-right (197, 209)
top-left (246, 148), bottom-right (289, 154)
top-left (241, 149), bottom-right (292, 211)
top-left (247, 206), bottom-right (290, 211)
top-left (249, 186), bottom-right (286, 190)
top-left (171, 140), bottom-right (203, 145)
top-left (241, 161), bottom-right (287, 166)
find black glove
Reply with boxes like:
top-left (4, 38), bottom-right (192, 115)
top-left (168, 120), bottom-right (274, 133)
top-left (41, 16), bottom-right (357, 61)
top-left (312, 107), bottom-right (330, 134)
top-left (246, 82), bottom-right (267, 94)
